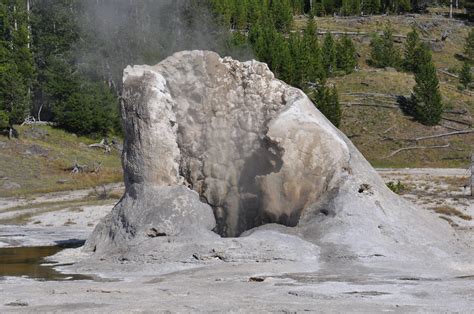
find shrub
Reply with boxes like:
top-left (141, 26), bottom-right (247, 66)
top-left (386, 181), bottom-right (405, 194)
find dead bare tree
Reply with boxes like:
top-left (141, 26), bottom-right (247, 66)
top-left (93, 161), bottom-right (102, 174)
top-left (70, 162), bottom-right (87, 174)
top-left (89, 139), bottom-right (111, 153)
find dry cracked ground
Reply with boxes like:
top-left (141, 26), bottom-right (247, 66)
top-left (0, 168), bottom-right (473, 312)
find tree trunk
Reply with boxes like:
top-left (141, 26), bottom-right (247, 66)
top-left (471, 152), bottom-right (474, 196)
top-left (26, 0), bottom-right (30, 48)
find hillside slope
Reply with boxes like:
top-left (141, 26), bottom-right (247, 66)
top-left (0, 14), bottom-right (472, 198)
top-left (0, 125), bottom-right (122, 197)
top-left (296, 14), bottom-right (473, 167)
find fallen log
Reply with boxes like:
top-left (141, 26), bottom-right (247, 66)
top-left (384, 144), bottom-right (451, 159)
top-left (341, 102), bottom-right (400, 109)
top-left (441, 117), bottom-right (472, 127)
top-left (437, 69), bottom-right (459, 79)
top-left (441, 124), bottom-right (463, 131)
top-left (340, 92), bottom-right (402, 98)
top-left (89, 139), bottom-right (111, 153)
top-left (383, 130), bottom-right (474, 142)
top-left (444, 109), bottom-right (468, 115)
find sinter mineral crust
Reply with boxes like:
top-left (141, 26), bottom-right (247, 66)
top-left (85, 51), bottom-right (468, 272)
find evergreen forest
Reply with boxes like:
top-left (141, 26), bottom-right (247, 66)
top-left (1, 0), bottom-right (473, 136)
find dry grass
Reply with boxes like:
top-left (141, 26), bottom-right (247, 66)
top-left (329, 69), bottom-right (473, 168)
top-left (438, 215), bottom-right (459, 227)
top-left (0, 125), bottom-right (122, 197)
top-left (293, 14), bottom-right (473, 169)
top-left (432, 206), bottom-right (472, 221)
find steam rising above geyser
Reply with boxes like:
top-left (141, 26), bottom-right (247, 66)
top-left (79, 0), bottom-right (252, 88)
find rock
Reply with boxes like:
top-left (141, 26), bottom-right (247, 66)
top-left (85, 51), bottom-right (466, 270)
top-left (24, 144), bottom-right (49, 157)
top-left (22, 126), bottom-right (49, 140)
top-left (4, 301), bottom-right (28, 307)
top-left (430, 41), bottom-right (445, 52)
top-left (0, 141), bottom-right (6, 149)
top-left (2, 181), bottom-right (21, 190)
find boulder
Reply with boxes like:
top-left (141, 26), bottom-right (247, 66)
top-left (85, 51), bottom-right (467, 271)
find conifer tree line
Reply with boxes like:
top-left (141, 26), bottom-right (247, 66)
top-left (1, 0), bottom-right (119, 136)
top-left (0, 0), bottom-right (34, 129)
top-left (210, 1), bottom-right (360, 127)
top-left (210, 0), bottom-right (470, 21)
top-left (0, 0), bottom-right (249, 136)
top-left (1, 0), bottom-right (469, 136)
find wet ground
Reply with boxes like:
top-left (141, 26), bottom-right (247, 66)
top-left (0, 244), bottom-right (92, 281)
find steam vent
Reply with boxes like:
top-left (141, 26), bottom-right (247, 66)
top-left (85, 51), bottom-right (467, 270)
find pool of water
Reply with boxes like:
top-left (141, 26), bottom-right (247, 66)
top-left (0, 244), bottom-right (93, 281)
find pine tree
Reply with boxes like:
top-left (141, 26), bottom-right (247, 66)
top-left (302, 19), bottom-right (325, 84)
top-left (312, 83), bottom-right (342, 128)
top-left (465, 28), bottom-right (474, 62)
top-left (271, 32), bottom-right (295, 84)
top-left (363, 0), bottom-right (381, 14)
top-left (459, 61), bottom-right (472, 89)
top-left (466, 0), bottom-right (474, 21)
top-left (336, 35), bottom-right (357, 74)
top-left (368, 25), bottom-right (401, 68)
top-left (0, 110), bottom-right (8, 129)
top-left (288, 32), bottom-right (305, 87)
top-left (411, 43), bottom-right (443, 125)
top-left (403, 26), bottom-right (420, 72)
top-left (341, 0), bottom-right (353, 15)
top-left (269, 0), bottom-right (293, 32)
top-left (321, 0), bottom-right (337, 14)
top-left (0, 0), bottom-right (34, 125)
top-left (52, 80), bottom-right (118, 136)
top-left (322, 32), bottom-right (337, 76)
